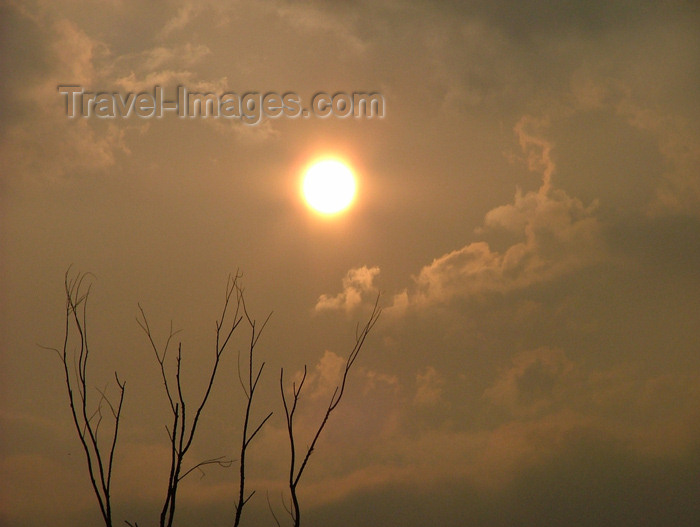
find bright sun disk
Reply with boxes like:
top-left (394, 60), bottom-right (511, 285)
top-left (302, 159), bottom-right (357, 215)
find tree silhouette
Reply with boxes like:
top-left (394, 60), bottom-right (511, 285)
top-left (45, 270), bottom-right (125, 527)
top-left (279, 297), bottom-right (381, 527)
top-left (232, 284), bottom-right (273, 527)
top-left (49, 269), bottom-right (380, 526)
top-left (135, 273), bottom-right (243, 527)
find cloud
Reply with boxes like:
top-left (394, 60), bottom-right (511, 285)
top-left (263, 349), bottom-right (405, 505)
top-left (310, 350), bottom-right (347, 401)
top-left (157, 3), bottom-right (199, 40)
top-left (413, 366), bottom-right (444, 407)
top-left (315, 266), bottom-right (380, 313)
top-left (484, 347), bottom-right (576, 417)
top-left (307, 429), bottom-right (700, 527)
top-left (50, 18), bottom-right (104, 86)
top-left (270, 1), bottom-right (368, 54)
top-left (387, 118), bottom-right (602, 312)
top-left (111, 41), bottom-right (221, 93)
top-left (281, 349), bottom-right (400, 416)
top-left (139, 43), bottom-right (212, 71)
top-left (298, 349), bottom-right (700, 508)
top-left (114, 70), bottom-right (229, 94)
top-left (568, 24), bottom-right (700, 218)
top-left (482, 347), bottom-right (700, 455)
top-left (621, 103), bottom-right (700, 218)
top-left (262, 333), bottom-right (700, 512)
top-left (0, 10), bottom-right (128, 182)
top-left (0, 2), bottom-right (273, 185)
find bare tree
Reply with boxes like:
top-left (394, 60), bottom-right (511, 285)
top-left (233, 293), bottom-right (273, 527)
top-left (50, 271), bottom-right (380, 527)
top-left (45, 270), bottom-right (125, 527)
top-left (279, 297), bottom-right (381, 527)
top-left (135, 273), bottom-right (248, 527)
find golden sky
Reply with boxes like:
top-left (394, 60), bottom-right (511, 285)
top-left (2, 1), bottom-right (700, 526)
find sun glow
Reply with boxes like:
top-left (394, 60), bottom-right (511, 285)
top-left (302, 159), bottom-right (357, 215)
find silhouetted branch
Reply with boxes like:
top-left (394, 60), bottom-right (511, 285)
top-left (233, 282), bottom-right (274, 527)
top-left (49, 270), bottom-right (378, 527)
top-left (280, 296), bottom-right (381, 527)
top-left (136, 272), bottom-right (243, 527)
top-left (267, 491), bottom-right (283, 527)
top-left (178, 455), bottom-right (233, 481)
top-left (44, 269), bottom-right (125, 527)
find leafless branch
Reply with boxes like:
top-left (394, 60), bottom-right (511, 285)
top-left (45, 269), bottom-right (125, 527)
top-left (233, 282), bottom-right (274, 527)
top-left (178, 455), bottom-right (233, 481)
top-left (280, 296), bottom-right (381, 527)
top-left (49, 270), bottom-right (377, 527)
top-left (266, 491), bottom-right (283, 527)
top-left (136, 272), bottom-right (243, 527)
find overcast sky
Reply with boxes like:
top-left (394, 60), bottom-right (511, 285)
top-left (2, 1), bottom-right (700, 526)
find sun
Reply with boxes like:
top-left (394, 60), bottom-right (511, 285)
top-left (302, 158), bottom-right (357, 215)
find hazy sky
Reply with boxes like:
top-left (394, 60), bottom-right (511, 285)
top-left (2, 1), bottom-right (700, 526)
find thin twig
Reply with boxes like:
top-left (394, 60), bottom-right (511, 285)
top-left (233, 280), bottom-right (273, 527)
top-left (46, 269), bottom-right (125, 527)
top-left (136, 273), bottom-right (243, 527)
top-left (280, 296), bottom-right (381, 527)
